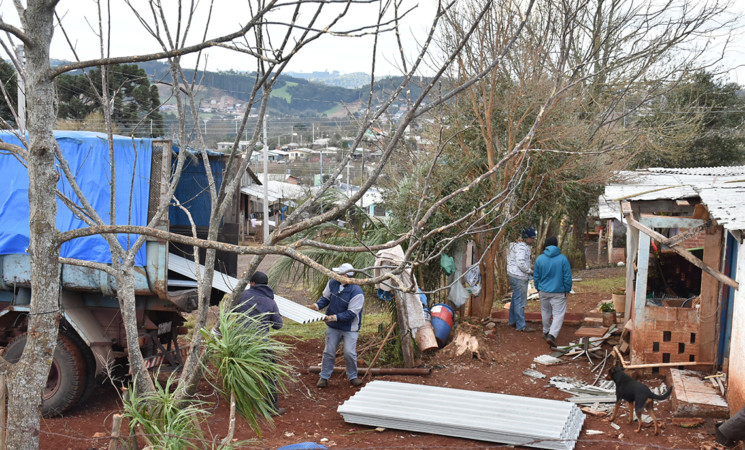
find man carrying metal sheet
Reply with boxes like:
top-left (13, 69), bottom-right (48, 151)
top-left (237, 271), bottom-right (285, 415)
top-left (309, 263), bottom-right (365, 388)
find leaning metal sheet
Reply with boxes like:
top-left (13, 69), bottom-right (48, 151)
top-left (338, 380), bottom-right (585, 450)
top-left (167, 253), bottom-right (325, 324)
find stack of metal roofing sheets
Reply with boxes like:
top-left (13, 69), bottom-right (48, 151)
top-left (337, 380), bottom-right (585, 450)
top-left (167, 253), bottom-right (326, 324)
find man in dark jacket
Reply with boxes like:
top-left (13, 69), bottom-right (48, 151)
top-left (236, 271), bottom-right (284, 415)
top-left (309, 263), bottom-right (365, 388)
top-left (533, 236), bottom-right (572, 347)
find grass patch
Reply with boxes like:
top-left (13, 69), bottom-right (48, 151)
top-left (323, 104), bottom-right (342, 116)
top-left (271, 81), bottom-right (298, 103)
top-left (276, 311), bottom-right (392, 341)
top-left (573, 275), bottom-right (626, 294)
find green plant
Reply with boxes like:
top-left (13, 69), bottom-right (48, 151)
top-left (200, 305), bottom-right (292, 436)
top-left (600, 301), bottom-right (615, 312)
top-left (121, 374), bottom-right (210, 449)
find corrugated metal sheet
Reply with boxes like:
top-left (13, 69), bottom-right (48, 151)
top-left (337, 380), bottom-right (585, 450)
top-left (698, 187), bottom-right (745, 231)
top-left (601, 167), bottom-right (745, 232)
top-left (647, 166), bottom-right (745, 177)
top-left (167, 253), bottom-right (325, 324)
top-left (240, 180), bottom-right (307, 203)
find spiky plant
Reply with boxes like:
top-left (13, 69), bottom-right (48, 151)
top-left (121, 374), bottom-right (210, 449)
top-left (200, 305), bottom-right (292, 436)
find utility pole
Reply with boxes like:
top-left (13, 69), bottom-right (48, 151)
top-left (346, 162), bottom-right (350, 197)
top-left (16, 45), bottom-right (25, 130)
top-left (263, 119), bottom-right (269, 243)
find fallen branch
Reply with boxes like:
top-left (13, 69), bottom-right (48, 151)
top-left (363, 322), bottom-right (397, 381)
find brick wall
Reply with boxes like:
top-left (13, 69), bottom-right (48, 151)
top-left (678, 229), bottom-right (706, 249)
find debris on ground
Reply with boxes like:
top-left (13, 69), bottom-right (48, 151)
top-left (550, 377), bottom-right (616, 406)
top-left (522, 369), bottom-right (546, 379)
top-left (534, 354), bottom-right (563, 366)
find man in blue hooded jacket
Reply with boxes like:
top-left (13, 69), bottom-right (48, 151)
top-left (309, 263), bottom-right (365, 388)
top-left (533, 236), bottom-right (572, 347)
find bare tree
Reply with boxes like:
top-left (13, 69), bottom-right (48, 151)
top-left (0, 0), bottom-right (737, 448)
top-left (386, 0), bottom-right (737, 317)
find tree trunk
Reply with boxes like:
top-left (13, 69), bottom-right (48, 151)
top-left (5, 2), bottom-right (61, 448)
top-left (116, 267), bottom-right (155, 395)
top-left (476, 244), bottom-right (499, 319)
top-left (569, 206), bottom-right (588, 270)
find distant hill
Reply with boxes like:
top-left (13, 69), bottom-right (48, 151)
top-left (285, 71), bottom-right (371, 89)
top-left (47, 59), bottom-right (428, 118)
top-left (136, 60), bottom-right (425, 118)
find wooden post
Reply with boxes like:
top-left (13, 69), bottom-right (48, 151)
top-left (597, 227), bottom-right (603, 265)
top-left (624, 225), bottom-right (638, 324)
top-left (700, 222), bottom-right (724, 365)
top-left (394, 291), bottom-right (415, 368)
top-left (607, 219), bottom-right (614, 265)
top-left (108, 414), bottom-right (123, 450)
top-left (630, 232), bottom-right (650, 364)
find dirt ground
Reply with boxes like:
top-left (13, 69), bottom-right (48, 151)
top-left (39, 264), bottom-right (727, 449)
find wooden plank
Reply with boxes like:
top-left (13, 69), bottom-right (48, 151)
top-left (634, 200), bottom-right (696, 215)
top-left (607, 219), bottom-right (614, 265)
top-left (624, 226), bottom-right (638, 324)
top-left (639, 216), bottom-right (705, 229)
top-left (666, 220), bottom-right (714, 247)
top-left (700, 222), bottom-right (723, 364)
top-left (625, 213), bottom-right (738, 289)
top-left (623, 360), bottom-right (714, 369)
top-left (631, 232), bottom-right (650, 364)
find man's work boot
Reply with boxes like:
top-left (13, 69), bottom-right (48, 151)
top-left (317, 378), bottom-right (328, 388)
top-left (350, 377), bottom-right (363, 387)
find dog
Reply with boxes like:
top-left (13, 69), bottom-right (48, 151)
top-left (607, 366), bottom-right (673, 435)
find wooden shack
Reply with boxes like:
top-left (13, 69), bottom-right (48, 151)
top-left (602, 166), bottom-right (745, 415)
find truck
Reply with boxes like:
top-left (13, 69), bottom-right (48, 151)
top-left (0, 131), bottom-right (241, 416)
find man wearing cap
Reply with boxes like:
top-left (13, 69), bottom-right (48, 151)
top-left (309, 263), bottom-right (365, 388)
top-left (533, 236), bottom-right (573, 347)
top-left (236, 271), bottom-right (284, 415)
top-left (506, 227), bottom-right (536, 332)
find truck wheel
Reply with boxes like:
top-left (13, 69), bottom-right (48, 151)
top-left (2, 330), bottom-right (88, 417)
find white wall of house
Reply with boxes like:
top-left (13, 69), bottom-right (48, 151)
top-left (728, 236), bottom-right (745, 413)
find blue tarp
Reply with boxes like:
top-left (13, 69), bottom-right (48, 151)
top-left (0, 131), bottom-right (153, 266)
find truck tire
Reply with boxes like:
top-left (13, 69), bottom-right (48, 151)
top-left (60, 324), bottom-right (98, 404)
top-left (2, 330), bottom-right (88, 416)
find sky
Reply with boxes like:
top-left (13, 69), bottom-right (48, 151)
top-left (0, 0), bottom-right (439, 76)
top-left (1, 1), bottom-right (744, 82)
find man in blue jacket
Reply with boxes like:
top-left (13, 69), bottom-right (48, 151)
top-left (533, 236), bottom-right (572, 347)
top-left (309, 263), bottom-right (365, 388)
top-left (236, 271), bottom-right (284, 414)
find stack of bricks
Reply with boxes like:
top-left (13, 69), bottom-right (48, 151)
top-left (634, 304), bottom-right (700, 374)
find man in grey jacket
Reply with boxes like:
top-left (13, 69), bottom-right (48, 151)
top-left (506, 227), bottom-right (536, 332)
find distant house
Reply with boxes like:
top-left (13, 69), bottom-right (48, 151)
top-left (312, 138), bottom-right (330, 148)
top-left (216, 140), bottom-right (256, 153)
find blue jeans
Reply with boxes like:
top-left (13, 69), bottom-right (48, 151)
top-left (320, 327), bottom-right (359, 380)
top-left (508, 276), bottom-right (529, 330)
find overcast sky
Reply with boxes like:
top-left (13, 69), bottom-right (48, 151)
top-left (0, 0), bottom-right (438, 76)
top-left (1, 1), bottom-right (744, 82)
